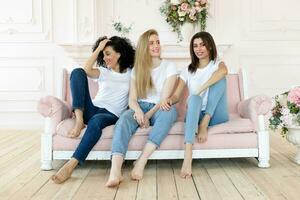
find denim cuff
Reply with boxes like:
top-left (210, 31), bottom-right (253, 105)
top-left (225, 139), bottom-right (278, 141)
top-left (147, 139), bottom-right (159, 148)
top-left (111, 152), bottom-right (125, 159)
top-left (71, 156), bottom-right (84, 166)
top-left (72, 106), bottom-right (84, 112)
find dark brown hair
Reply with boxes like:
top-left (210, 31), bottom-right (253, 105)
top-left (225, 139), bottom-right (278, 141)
top-left (188, 31), bottom-right (217, 73)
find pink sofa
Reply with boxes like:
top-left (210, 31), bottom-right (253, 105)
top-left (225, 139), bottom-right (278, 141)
top-left (38, 68), bottom-right (272, 170)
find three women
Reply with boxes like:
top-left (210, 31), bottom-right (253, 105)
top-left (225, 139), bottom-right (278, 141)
top-left (52, 30), bottom-right (229, 185)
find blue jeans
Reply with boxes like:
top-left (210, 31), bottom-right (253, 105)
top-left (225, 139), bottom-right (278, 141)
top-left (70, 68), bottom-right (118, 164)
top-left (185, 78), bottom-right (229, 144)
top-left (111, 101), bottom-right (177, 156)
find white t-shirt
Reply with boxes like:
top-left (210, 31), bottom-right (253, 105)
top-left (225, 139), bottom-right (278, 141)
top-left (131, 60), bottom-right (178, 104)
top-left (92, 67), bottom-right (131, 117)
top-left (180, 60), bottom-right (221, 111)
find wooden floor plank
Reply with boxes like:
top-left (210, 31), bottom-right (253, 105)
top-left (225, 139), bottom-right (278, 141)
top-left (0, 160), bottom-right (40, 199)
top-left (72, 161), bottom-right (117, 200)
top-left (29, 161), bottom-right (93, 200)
top-left (136, 160), bottom-right (157, 200)
top-left (114, 161), bottom-right (139, 200)
top-left (157, 160), bottom-right (178, 200)
top-left (219, 159), bottom-right (267, 200)
top-left (8, 161), bottom-right (64, 200)
top-left (0, 149), bottom-right (40, 188)
top-left (192, 159), bottom-right (222, 200)
top-left (235, 158), bottom-right (288, 200)
top-left (202, 159), bottom-right (244, 200)
top-left (49, 163), bottom-right (93, 200)
top-left (171, 160), bottom-right (199, 200)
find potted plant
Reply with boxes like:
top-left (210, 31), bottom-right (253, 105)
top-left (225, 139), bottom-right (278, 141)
top-left (269, 87), bottom-right (300, 164)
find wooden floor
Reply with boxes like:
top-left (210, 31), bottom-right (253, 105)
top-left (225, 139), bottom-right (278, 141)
top-left (0, 130), bottom-right (300, 200)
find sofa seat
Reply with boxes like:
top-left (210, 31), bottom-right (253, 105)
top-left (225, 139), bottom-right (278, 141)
top-left (53, 114), bottom-right (257, 151)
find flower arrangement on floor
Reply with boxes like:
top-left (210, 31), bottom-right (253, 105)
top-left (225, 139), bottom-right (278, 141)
top-left (160, 0), bottom-right (208, 41)
top-left (269, 87), bottom-right (300, 136)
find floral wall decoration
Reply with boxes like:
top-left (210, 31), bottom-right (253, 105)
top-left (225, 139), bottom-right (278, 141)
top-left (160, 0), bottom-right (208, 41)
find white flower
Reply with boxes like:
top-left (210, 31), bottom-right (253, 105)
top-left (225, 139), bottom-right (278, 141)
top-left (179, 17), bottom-right (185, 21)
top-left (178, 10), bottom-right (187, 17)
top-left (170, 0), bottom-right (181, 5)
top-left (278, 94), bottom-right (288, 107)
top-left (280, 110), bottom-right (293, 127)
top-left (281, 108), bottom-right (290, 116)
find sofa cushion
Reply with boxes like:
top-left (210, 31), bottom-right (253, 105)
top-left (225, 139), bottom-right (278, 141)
top-left (53, 132), bottom-right (258, 151)
top-left (56, 116), bottom-right (255, 139)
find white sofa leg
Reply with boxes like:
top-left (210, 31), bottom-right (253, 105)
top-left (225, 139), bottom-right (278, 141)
top-left (257, 115), bottom-right (270, 168)
top-left (41, 117), bottom-right (53, 170)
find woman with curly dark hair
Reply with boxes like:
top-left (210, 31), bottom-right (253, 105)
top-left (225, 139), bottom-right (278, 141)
top-left (51, 36), bottom-right (135, 184)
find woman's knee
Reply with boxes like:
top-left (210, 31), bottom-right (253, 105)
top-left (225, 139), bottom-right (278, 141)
top-left (70, 68), bottom-right (86, 80)
top-left (159, 106), bottom-right (177, 123)
top-left (210, 78), bottom-right (226, 91)
top-left (188, 95), bottom-right (203, 107)
top-left (115, 110), bottom-right (135, 126)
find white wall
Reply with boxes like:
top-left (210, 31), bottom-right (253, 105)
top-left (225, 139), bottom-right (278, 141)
top-left (0, 0), bottom-right (300, 129)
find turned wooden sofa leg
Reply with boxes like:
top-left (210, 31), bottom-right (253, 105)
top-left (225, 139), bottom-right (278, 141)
top-left (41, 117), bottom-right (53, 170)
top-left (257, 115), bottom-right (270, 168)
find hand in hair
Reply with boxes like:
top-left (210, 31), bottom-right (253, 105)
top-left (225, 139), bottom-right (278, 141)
top-left (96, 39), bottom-right (110, 51)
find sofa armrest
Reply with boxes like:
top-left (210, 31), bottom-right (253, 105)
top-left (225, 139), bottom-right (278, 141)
top-left (237, 95), bottom-right (272, 130)
top-left (37, 96), bottom-right (72, 132)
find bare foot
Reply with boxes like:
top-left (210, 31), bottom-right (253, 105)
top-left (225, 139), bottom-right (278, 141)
top-left (197, 125), bottom-right (208, 143)
top-left (180, 158), bottom-right (192, 178)
top-left (51, 160), bottom-right (77, 184)
top-left (131, 159), bottom-right (146, 180)
top-left (68, 119), bottom-right (84, 138)
top-left (105, 173), bottom-right (124, 187)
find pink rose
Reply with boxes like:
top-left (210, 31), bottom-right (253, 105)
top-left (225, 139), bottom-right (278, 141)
top-left (194, 2), bottom-right (200, 6)
top-left (180, 3), bottom-right (189, 12)
top-left (288, 87), bottom-right (300, 107)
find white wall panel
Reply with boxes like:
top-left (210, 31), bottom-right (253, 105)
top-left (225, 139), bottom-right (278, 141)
top-left (241, 0), bottom-right (300, 41)
top-left (240, 54), bottom-right (300, 96)
top-left (0, 57), bottom-right (54, 107)
top-left (0, 0), bottom-right (52, 42)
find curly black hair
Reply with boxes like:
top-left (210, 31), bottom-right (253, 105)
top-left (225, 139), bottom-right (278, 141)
top-left (92, 36), bottom-right (135, 73)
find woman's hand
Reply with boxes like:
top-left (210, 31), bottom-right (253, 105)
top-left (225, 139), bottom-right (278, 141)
top-left (141, 116), bottom-right (150, 129)
top-left (97, 39), bottom-right (110, 52)
top-left (160, 98), bottom-right (172, 111)
top-left (133, 110), bottom-right (146, 127)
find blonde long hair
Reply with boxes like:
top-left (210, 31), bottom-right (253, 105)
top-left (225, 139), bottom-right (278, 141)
top-left (134, 29), bottom-right (159, 99)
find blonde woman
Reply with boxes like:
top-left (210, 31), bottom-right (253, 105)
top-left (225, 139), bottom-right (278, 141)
top-left (105, 29), bottom-right (178, 187)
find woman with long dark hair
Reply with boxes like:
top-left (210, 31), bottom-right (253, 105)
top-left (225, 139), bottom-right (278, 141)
top-left (161, 31), bottom-right (229, 178)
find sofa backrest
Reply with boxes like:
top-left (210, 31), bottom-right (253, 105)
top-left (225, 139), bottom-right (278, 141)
top-left (63, 69), bottom-right (243, 121)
